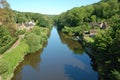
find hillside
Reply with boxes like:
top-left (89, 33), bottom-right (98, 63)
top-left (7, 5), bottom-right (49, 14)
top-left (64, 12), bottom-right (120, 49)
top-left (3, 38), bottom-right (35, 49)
top-left (56, 0), bottom-right (120, 28)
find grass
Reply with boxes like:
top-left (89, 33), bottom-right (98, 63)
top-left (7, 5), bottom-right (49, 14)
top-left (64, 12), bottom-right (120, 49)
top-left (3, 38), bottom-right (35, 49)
top-left (84, 37), bottom-right (94, 43)
top-left (0, 41), bottom-right (29, 80)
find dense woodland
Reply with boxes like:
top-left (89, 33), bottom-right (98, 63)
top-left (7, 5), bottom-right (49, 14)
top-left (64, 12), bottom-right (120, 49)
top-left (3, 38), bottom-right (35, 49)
top-left (55, 0), bottom-right (120, 27)
top-left (55, 0), bottom-right (120, 80)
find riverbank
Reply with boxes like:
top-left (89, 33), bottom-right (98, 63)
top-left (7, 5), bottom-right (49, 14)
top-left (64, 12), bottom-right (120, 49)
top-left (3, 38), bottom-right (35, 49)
top-left (0, 27), bottom-right (50, 80)
top-left (0, 41), bottom-right (29, 80)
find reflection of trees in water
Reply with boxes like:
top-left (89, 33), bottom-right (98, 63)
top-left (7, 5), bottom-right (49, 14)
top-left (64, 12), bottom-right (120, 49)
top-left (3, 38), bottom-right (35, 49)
top-left (90, 53), bottom-right (120, 80)
top-left (11, 42), bottom-right (47, 80)
top-left (58, 32), bottom-right (84, 54)
top-left (23, 42), bottom-right (47, 69)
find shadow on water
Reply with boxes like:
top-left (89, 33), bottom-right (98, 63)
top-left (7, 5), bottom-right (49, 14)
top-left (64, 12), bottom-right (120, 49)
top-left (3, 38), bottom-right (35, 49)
top-left (58, 32), bottom-right (84, 54)
top-left (11, 42), bottom-right (48, 80)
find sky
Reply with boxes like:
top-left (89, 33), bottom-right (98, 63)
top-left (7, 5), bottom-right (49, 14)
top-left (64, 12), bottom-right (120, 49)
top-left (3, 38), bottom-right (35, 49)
top-left (7, 0), bottom-right (101, 15)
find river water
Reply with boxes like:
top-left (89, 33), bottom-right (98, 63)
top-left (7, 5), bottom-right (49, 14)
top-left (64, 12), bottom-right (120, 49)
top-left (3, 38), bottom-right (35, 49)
top-left (12, 27), bottom-right (98, 80)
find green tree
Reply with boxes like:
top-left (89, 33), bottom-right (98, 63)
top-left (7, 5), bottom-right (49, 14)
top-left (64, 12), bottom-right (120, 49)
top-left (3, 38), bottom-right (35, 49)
top-left (93, 30), bottom-right (113, 52)
top-left (0, 0), bottom-right (16, 35)
top-left (91, 15), bottom-right (96, 22)
top-left (25, 33), bottom-right (41, 53)
top-left (65, 7), bottom-right (86, 27)
top-left (0, 26), bottom-right (12, 47)
top-left (31, 26), bottom-right (41, 35)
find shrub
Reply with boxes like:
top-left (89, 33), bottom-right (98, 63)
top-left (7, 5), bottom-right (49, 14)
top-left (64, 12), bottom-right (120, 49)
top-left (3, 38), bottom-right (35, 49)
top-left (0, 38), bottom-right (17, 54)
top-left (16, 29), bottom-right (26, 35)
top-left (25, 33), bottom-right (41, 53)
top-left (31, 26), bottom-right (41, 35)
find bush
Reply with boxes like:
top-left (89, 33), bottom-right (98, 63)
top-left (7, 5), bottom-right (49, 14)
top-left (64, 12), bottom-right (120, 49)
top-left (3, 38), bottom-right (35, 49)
top-left (25, 33), bottom-right (41, 53)
top-left (31, 26), bottom-right (41, 35)
top-left (0, 38), bottom-right (17, 54)
top-left (16, 29), bottom-right (26, 35)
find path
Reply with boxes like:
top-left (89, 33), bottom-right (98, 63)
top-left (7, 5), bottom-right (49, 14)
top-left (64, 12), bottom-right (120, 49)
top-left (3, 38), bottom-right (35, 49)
top-left (0, 35), bottom-right (24, 59)
top-left (5, 35), bottom-right (24, 53)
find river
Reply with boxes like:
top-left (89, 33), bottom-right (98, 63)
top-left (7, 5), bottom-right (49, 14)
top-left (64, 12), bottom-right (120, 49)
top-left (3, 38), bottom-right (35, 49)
top-left (12, 27), bottom-right (98, 80)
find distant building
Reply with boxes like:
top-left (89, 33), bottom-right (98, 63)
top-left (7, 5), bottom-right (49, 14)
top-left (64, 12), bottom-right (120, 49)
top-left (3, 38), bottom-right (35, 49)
top-left (18, 21), bottom-right (36, 31)
top-left (89, 22), bottom-right (108, 29)
top-left (100, 22), bottom-right (108, 29)
top-left (18, 22), bottom-right (26, 30)
top-left (24, 21), bottom-right (36, 27)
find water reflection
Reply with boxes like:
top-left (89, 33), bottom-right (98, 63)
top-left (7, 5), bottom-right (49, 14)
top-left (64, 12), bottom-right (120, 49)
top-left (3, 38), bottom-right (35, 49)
top-left (58, 32), bottom-right (84, 54)
top-left (11, 42), bottom-right (47, 80)
top-left (11, 27), bottom-right (98, 80)
top-left (64, 64), bottom-right (97, 80)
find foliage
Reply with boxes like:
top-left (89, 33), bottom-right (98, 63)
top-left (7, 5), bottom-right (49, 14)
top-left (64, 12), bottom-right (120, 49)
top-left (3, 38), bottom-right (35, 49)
top-left (62, 25), bottom-right (91, 36)
top-left (0, 38), bottom-right (16, 54)
top-left (32, 26), bottom-right (49, 42)
top-left (91, 15), bottom-right (120, 80)
top-left (0, 26), bottom-right (17, 54)
top-left (25, 26), bottom-right (49, 53)
top-left (31, 26), bottom-right (41, 35)
top-left (84, 37), bottom-right (94, 43)
top-left (16, 29), bottom-right (26, 35)
top-left (56, 0), bottom-right (120, 29)
top-left (112, 70), bottom-right (120, 80)
top-left (37, 16), bottom-right (53, 29)
top-left (110, 30), bottom-right (120, 54)
top-left (0, 0), bottom-right (17, 35)
top-left (93, 30), bottom-right (113, 52)
top-left (25, 33), bottom-right (41, 53)
top-left (0, 26), bottom-right (12, 47)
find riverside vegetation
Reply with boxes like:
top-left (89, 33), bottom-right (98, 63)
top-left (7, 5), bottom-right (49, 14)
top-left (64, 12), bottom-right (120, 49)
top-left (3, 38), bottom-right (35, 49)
top-left (0, 26), bottom-right (50, 80)
top-left (0, 0), bottom-right (53, 80)
top-left (55, 0), bottom-right (120, 80)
